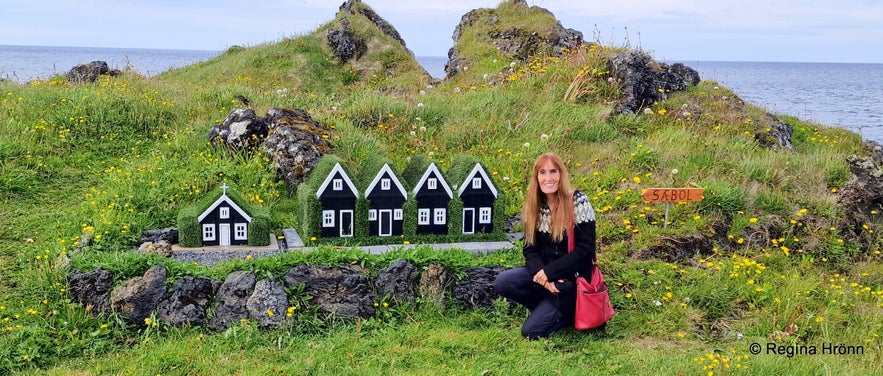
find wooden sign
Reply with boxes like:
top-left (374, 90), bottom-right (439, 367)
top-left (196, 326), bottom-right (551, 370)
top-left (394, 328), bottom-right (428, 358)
top-left (641, 188), bottom-right (704, 202)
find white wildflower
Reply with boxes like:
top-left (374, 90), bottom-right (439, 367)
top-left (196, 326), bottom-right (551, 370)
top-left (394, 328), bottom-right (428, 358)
top-left (523, 142), bottom-right (531, 148)
top-left (671, 168), bottom-right (679, 175)
top-left (643, 108), bottom-right (653, 115)
top-left (419, 126), bottom-right (427, 132)
top-left (420, 90), bottom-right (426, 95)
top-left (540, 134), bottom-right (549, 141)
top-left (417, 102), bottom-right (424, 108)
top-left (654, 300), bottom-right (662, 306)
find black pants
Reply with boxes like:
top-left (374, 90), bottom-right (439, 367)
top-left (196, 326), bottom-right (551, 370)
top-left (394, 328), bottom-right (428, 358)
top-left (493, 267), bottom-right (571, 339)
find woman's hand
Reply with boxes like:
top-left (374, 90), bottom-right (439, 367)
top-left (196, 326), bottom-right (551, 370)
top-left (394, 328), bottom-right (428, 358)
top-left (533, 269), bottom-right (549, 285)
top-left (543, 281), bottom-right (560, 294)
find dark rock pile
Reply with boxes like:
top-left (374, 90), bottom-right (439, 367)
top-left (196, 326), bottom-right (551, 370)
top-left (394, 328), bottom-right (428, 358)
top-left (66, 60), bottom-right (122, 83)
top-left (67, 259), bottom-right (503, 331)
top-left (207, 107), bottom-right (333, 189)
top-left (606, 50), bottom-right (701, 114)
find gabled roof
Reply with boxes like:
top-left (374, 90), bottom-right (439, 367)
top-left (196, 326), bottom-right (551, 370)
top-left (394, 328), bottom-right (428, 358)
top-left (412, 162), bottom-right (453, 199)
top-left (457, 163), bottom-right (498, 198)
top-left (316, 162), bottom-right (360, 198)
top-left (365, 163), bottom-right (408, 198)
top-left (197, 193), bottom-right (253, 223)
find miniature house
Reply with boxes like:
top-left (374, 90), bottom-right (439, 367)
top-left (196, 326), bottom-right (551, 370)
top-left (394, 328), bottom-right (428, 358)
top-left (197, 183), bottom-right (253, 246)
top-left (364, 164), bottom-right (408, 237)
top-left (316, 163), bottom-right (359, 238)
top-left (412, 162), bottom-right (453, 235)
top-left (457, 163), bottom-right (498, 234)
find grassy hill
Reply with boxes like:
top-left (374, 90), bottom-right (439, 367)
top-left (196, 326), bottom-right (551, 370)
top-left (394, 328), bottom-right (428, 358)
top-left (1, 0), bottom-right (881, 374)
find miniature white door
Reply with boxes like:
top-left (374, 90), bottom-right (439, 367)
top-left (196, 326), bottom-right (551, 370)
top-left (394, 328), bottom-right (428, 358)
top-left (219, 224), bottom-right (231, 246)
top-left (379, 209), bottom-right (392, 236)
top-left (340, 210), bottom-right (353, 237)
top-left (462, 208), bottom-right (475, 234)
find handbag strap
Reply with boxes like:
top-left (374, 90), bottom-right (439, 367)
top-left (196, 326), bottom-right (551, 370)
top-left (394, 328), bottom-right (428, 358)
top-left (569, 218), bottom-right (598, 264)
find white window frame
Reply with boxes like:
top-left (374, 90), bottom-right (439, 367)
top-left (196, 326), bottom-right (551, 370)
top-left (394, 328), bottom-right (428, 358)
top-left (369, 209), bottom-right (377, 221)
top-left (202, 224), bottom-right (216, 241)
top-left (418, 209), bottom-right (430, 225)
top-left (472, 177), bottom-right (482, 189)
top-left (381, 178), bottom-right (391, 190)
top-left (394, 209), bottom-right (403, 220)
top-left (434, 208), bottom-right (447, 225)
top-left (219, 207), bottom-right (230, 219)
top-left (428, 178), bottom-right (437, 190)
top-left (333, 178), bottom-right (343, 191)
top-left (322, 210), bottom-right (335, 227)
top-left (234, 223), bottom-right (248, 240)
top-left (479, 207), bottom-right (492, 224)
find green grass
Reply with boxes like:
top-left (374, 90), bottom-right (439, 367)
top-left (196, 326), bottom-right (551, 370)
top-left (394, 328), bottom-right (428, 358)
top-left (2, 1), bottom-right (882, 374)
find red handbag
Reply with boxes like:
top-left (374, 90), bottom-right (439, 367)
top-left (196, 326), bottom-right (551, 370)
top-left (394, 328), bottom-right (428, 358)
top-left (569, 220), bottom-right (615, 330)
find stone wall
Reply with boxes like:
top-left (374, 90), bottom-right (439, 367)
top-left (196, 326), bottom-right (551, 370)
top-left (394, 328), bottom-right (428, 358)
top-left (68, 260), bottom-right (503, 330)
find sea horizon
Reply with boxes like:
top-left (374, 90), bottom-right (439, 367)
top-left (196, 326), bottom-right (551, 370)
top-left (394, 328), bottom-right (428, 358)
top-left (2, 44), bottom-right (881, 144)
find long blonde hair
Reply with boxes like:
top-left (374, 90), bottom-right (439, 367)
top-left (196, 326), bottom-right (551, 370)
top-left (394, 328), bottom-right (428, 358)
top-left (522, 153), bottom-right (574, 245)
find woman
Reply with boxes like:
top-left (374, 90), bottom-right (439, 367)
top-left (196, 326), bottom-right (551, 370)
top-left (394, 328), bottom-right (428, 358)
top-left (494, 152), bottom-right (597, 339)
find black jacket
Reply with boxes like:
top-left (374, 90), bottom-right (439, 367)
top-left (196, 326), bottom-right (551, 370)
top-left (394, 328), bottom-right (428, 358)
top-left (522, 190), bottom-right (597, 316)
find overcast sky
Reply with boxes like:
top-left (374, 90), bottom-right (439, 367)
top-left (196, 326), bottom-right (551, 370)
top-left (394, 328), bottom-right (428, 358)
top-left (1, 0), bottom-right (881, 63)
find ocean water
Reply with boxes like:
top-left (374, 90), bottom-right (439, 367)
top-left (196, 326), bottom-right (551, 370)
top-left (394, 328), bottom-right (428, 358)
top-left (2, 45), bottom-right (880, 144)
top-left (0, 45), bottom-right (220, 82)
top-left (681, 61), bottom-right (883, 144)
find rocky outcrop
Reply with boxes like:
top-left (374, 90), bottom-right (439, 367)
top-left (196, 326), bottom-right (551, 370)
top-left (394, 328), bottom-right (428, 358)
top-left (110, 265), bottom-right (168, 325)
top-left (606, 50), bottom-right (701, 114)
top-left (209, 271), bottom-right (257, 331)
top-left (136, 240), bottom-right (172, 257)
top-left (417, 263), bottom-right (454, 309)
top-left (207, 108), bottom-right (268, 149)
top-left (339, 0), bottom-right (406, 47)
top-left (206, 107), bottom-right (333, 189)
top-left (157, 276), bottom-right (219, 326)
top-left (66, 61), bottom-right (122, 83)
top-left (753, 112), bottom-right (794, 150)
top-left (452, 266), bottom-right (504, 309)
top-left (246, 279), bottom-right (289, 328)
top-left (375, 259), bottom-right (418, 306)
top-left (141, 227), bottom-right (179, 245)
top-left (445, 0), bottom-right (584, 78)
top-left (327, 19), bottom-right (367, 62)
top-left (263, 108), bottom-right (334, 189)
top-left (67, 268), bottom-right (114, 316)
top-left (282, 264), bottom-right (376, 320)
top-left (840, 154), bottom-right (883, 214)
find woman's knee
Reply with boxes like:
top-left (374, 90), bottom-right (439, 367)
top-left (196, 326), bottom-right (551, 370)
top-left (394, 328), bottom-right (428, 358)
top-left (493, 268), bottom-right (528, 295)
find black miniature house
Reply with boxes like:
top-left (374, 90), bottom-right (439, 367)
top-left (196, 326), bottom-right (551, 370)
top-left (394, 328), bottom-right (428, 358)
top-left (197, 184), bottom-right (253, 246)
top-left (412, 162), bottom-right (453, 235)
top-left (457, 163), bottom-right (498, 234)
top-left (364, 164), bottom-right (408, 237)
top-left (315, 162), bottom-right (359, 238)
